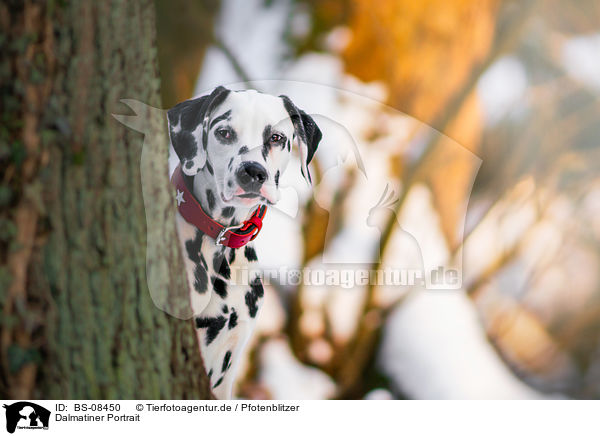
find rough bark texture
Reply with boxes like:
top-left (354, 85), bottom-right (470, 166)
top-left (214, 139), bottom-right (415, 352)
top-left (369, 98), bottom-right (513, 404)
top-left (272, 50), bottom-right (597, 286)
top-left (0, 0), bottom-right (212, 399)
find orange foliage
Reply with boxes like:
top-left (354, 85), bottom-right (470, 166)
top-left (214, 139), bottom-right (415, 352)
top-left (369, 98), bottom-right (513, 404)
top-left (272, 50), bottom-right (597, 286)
top-left (343, 0), bottom-right (499, 247)
top-left (343, 0), bottom-right (498, 126)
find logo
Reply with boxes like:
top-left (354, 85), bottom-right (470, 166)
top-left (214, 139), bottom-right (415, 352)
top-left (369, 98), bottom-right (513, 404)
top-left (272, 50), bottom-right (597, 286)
top-left (2, 402), bottom-right (50, 434)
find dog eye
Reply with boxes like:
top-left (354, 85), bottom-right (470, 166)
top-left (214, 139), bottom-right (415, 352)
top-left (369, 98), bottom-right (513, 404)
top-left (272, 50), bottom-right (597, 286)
top-left (217, 129), bottom-right (232, 140)
top-left (270, 133), bottom-right (283, 143)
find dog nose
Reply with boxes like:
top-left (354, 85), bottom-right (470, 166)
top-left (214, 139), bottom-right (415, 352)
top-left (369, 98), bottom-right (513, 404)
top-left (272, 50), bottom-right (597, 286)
top-left (236, 162), bottom-right (268, 192)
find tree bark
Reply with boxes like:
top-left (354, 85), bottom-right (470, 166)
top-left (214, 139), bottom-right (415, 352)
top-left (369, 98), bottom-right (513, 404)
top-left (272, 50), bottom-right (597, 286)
top-left (1, 0), bottom-right (212, 399)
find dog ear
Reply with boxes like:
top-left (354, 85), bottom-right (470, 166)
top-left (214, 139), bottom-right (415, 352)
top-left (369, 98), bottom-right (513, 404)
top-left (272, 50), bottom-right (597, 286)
top-left (168, 86), bottom-right (230, 176)
top-left (280, 95), bottom-right (323, 183)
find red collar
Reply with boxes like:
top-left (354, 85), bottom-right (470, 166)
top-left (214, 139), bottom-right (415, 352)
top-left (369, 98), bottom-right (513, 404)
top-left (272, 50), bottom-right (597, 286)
top-left (171, 165), bottom-right (267, 248)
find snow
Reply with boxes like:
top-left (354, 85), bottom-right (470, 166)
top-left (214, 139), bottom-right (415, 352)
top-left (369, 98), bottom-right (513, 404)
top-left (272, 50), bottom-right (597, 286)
top-left (477, 56), bottom-right (528, 125)
top-left (378, 289), bottom-right (544, 399)
top-left (561, 33), bottom-right (600, 92)
top-left (364, 388), bottom-right (394, 400)
top-left (259, 339), bottom-right (336, 400)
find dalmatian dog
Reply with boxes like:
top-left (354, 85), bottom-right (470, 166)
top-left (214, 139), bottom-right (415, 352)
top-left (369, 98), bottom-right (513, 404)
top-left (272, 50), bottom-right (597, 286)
top-left (167, 86), bottom-right (322, 399)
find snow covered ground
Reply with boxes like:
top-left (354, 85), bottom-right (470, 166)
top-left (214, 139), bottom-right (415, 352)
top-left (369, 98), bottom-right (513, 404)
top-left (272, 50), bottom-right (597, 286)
top-left (379, 290), bottom-right (544, 399)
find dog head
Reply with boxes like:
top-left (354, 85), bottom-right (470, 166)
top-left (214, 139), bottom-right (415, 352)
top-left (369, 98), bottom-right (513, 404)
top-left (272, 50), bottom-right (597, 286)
top-left (168, 86), bottom-right (322, 209)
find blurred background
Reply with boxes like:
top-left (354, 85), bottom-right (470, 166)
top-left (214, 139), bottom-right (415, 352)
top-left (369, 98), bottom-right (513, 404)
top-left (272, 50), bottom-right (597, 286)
top-left (156, 0), bottom-right (600, 400)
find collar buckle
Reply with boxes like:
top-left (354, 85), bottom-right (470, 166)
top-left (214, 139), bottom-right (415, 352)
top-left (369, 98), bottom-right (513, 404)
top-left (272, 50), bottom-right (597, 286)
top-left (216, 223), bottom-right (244, 246)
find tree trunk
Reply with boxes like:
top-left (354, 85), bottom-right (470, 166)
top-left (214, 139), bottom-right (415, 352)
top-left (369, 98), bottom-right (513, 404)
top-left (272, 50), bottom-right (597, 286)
top-left (0, 0), bottom-right (212, 399)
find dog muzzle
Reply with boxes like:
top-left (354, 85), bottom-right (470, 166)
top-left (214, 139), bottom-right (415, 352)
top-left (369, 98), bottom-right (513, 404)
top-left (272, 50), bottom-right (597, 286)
top-left (171, 165), bottom-right (266, 248)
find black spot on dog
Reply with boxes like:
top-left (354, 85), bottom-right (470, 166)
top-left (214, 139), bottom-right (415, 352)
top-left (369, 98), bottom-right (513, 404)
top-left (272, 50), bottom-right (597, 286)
top-left (185, 160), bottom-right (194, 170)
top-left (209, 110), bottom-right (232, 130)
top-left (195, 316), bottom-right (227, 345)
top-left (199, 253), bottom-right (208, 270)
top-left (221, 206), bottom-right (235, 218)
top-left (222, 305), bottom-right (229, 314)
top-left (213, 251), bottom-right (231, 279)
top-left (202, 128), bottom-right (208, 150)
top-left (250, 276), bottom-right (264, 295)
top-left (228, 247), bottom-right (236, 263)
top-left (244, 245), bottom-right (258, 262)
top-left (245, 276), bottom-right (264, 318)
top-left (212, 276), bottom-right (228, 298)
top-left (205, 160), bottom-right (214, 175)
top-left (213, 376), bottom-right (224, 388)
top-left (274, 170), bottom-right (280, 187)
top-left (261, 125), bottom-right (273, 161)
top-left (186, 230), bottom-right (209, 293)
top-left (228, 180), bottom-right (233, 188)
top-left (228, 157), bottom-right (234, 169)
top-left (222, 350), bottom-right (232, 373)
top-left (286, 138), bottom-right (291, 152)
top-left (193, 264), bottom-right (208, 293)
top-left (208, 369), bottom-right (213, 379)
top-left (262, 125), bottom-right (272, 143)
top-left (238, 145), bottom-right (249, 155)
top-left (185, 231), bottom-right (204, 262)
top-left (206, 189), bottom-right (216, 211)
top-left (228, 310), bottom-right (238, 329)
top-left (169, 129), bottom-right (198, 166)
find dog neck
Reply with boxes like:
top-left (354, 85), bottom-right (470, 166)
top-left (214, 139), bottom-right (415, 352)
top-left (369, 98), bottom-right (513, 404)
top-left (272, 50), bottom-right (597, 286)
top-left (189, 164), bottom-right (256, 227)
